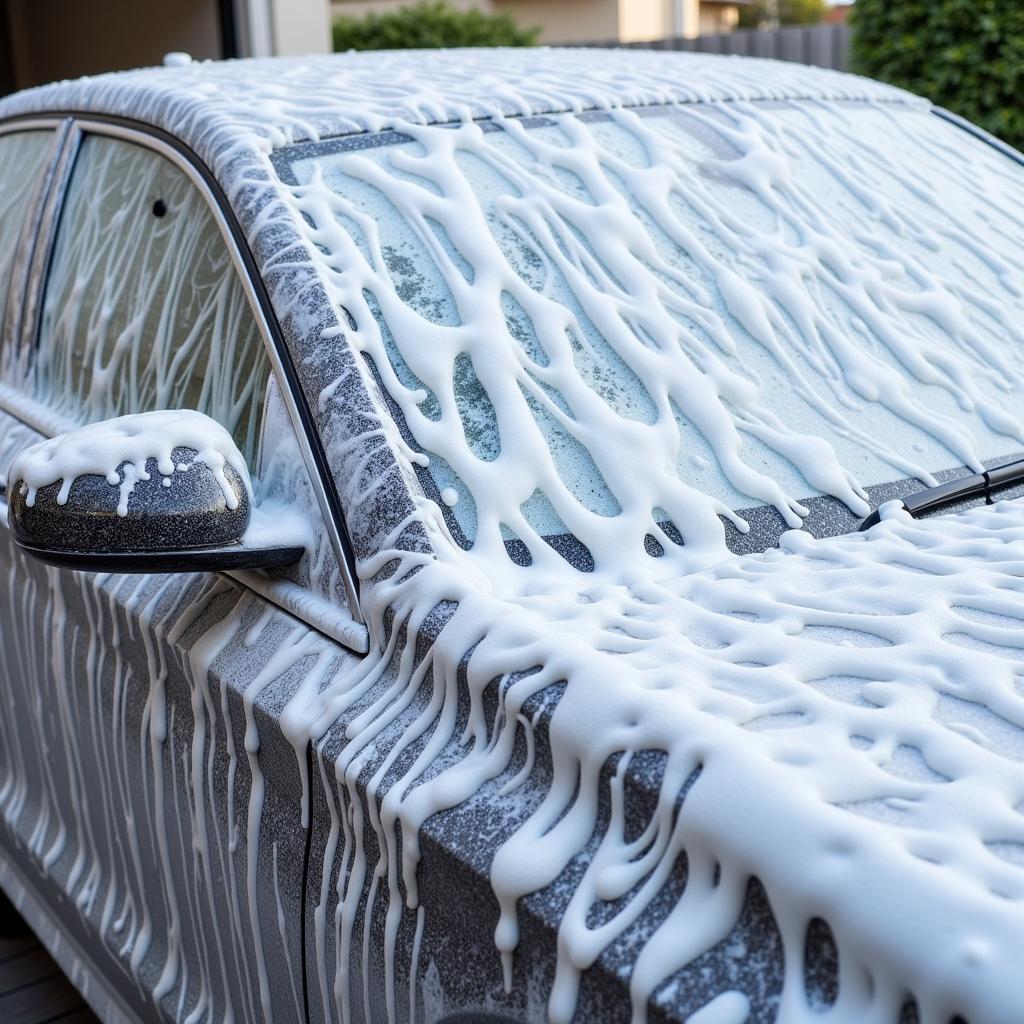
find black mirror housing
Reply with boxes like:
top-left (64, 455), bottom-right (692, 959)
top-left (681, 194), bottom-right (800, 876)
top-left (11, 445), bottom-right (251, 552)
top-left (6, 411), bottom-right (303, 574)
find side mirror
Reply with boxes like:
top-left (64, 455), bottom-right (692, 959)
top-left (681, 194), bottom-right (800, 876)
top-left (6, 410), bottom-right (304, 573)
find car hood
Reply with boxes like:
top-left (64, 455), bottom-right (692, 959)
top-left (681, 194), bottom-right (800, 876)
top-left (324, 497), bottom-right (1024, 1022)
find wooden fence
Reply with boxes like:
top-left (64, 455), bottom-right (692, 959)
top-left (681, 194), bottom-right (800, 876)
top-left (578, 23), bottom-right (852, 72)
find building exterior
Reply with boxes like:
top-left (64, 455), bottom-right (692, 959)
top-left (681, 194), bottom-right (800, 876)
top-left (0, 0), bottom-right (767, 102)
top-left (0, 0), bottom-right (331, 97)
top-left (824, 2), bottom-right (852, 24)
top-left (332, 0), bottom-right (752, 43)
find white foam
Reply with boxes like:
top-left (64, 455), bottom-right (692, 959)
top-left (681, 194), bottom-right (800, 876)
top-left (306, 501), bottom-right (1024, 1023)
top-left (3, 46), bottom-right (1023, 1024)
top-left (7, 409), bottom-right (251, 516)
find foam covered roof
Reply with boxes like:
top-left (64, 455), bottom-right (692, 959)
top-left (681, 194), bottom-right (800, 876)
top-left (0, 48), bottom-right (919, 161)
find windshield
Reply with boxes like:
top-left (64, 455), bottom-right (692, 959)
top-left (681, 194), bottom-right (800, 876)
top-left (275, 100), bottom-right (1024, 584)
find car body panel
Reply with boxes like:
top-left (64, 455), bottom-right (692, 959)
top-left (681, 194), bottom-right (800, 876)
top-left (1, 48), bottom-right (1023, 1024)
top-left (0, 405), bottom-right (330, 1024)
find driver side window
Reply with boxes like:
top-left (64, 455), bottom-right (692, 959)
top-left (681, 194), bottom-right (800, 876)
top-left (34, 133), bottom-right (270, 463)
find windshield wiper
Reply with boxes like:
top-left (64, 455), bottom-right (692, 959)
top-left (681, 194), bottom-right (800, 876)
top-left (859, 456), bottom-right (1024, 531)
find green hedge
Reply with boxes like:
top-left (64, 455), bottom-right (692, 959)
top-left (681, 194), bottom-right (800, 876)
top-left (851, 0), bottom-right (1024, 151)
top-left (332, 2), bottom-right (539, 51)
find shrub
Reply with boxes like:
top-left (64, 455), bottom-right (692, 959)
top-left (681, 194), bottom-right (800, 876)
top-left (851, 0), bottom-right (1024, 151)
top-left (332, 1), bottom-right (540, 52)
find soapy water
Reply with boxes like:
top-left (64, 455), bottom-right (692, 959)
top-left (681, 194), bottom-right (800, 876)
top-left (298, 499), bottom-right (1024, 1023)
top-left (282, 100), bottom-right (1024, 590)
top-left (279, 94), bottom-right (1024, 1023)
top-left (23, 427), bottom-right (1024, 1022)
top-left (8, 410), bottom-right (251, 517)
top-left (2, 49), bottom-right (1024, 1024)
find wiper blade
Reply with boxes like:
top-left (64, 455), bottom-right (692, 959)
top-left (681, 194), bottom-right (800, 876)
top-left (859, 456), bottom-right (1024, 531)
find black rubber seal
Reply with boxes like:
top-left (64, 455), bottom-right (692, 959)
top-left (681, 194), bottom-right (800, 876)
top-left (14, 539), bottom-right (304, 573)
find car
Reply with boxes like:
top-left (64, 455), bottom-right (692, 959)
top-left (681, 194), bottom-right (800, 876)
top-left (1, 44), bottom-right (1023, 1024)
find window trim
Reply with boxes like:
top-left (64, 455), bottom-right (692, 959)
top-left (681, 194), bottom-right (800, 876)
top-left (16, 119), bottom-right (79, 383)
top-left (0, 112), bottom-right (367, 643)
top-left (932, 106), bottom-right (1024, 168)
top-left (0, 119), bottom-right (67, 383)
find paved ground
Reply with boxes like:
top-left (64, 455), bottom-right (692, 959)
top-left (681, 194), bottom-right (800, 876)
top-left (0, 891), bottom-right (99, 1024)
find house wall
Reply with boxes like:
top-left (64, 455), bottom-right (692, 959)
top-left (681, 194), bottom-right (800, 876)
top-left (0, 0), bottom-right (330, 95)
top-left (5, 0), bottom-right (222, 87)
top-left (332, 0), bottom-right (614, 43)
top-left (333, 0), bottom-right (488, 17)
top-left (328, 0), bottom-right (743, 46)
top-left (268, 0), bottom-right (332, 54)
top-left (700, 1), bottom-right (740, 34)
top-left (493, 0), bottom-right (619, 43)
top-left (497, 0), bottom-right (707, 44)
top-left (622, 0), bottom-right (736, 42)
top-left (616, 0), bottom-right (668, 42)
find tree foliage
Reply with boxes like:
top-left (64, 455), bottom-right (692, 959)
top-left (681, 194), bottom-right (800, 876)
top-left (738, 0), bottom-right (827, 29)
top-left (851, 0), bottom-right (1024, 151)
top-left (332, 1), bottom-right (539, 51)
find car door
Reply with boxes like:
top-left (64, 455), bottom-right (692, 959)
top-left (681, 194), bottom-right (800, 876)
top-left (0, 119), bottom-right (362, 1023)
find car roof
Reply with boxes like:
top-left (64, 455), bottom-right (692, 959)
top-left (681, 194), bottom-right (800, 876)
top-left (0, 48), bottom-right (920, 171)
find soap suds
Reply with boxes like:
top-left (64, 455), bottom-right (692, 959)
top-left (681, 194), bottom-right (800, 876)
top-left (7, 409), bottom-right (251, 516)
top-left (2, 47), bottom-right (1023, 1024)
top-left (286, 100), bottom-right (1024, 588)
top-left (302, 501), bottom-right (1024, 1024)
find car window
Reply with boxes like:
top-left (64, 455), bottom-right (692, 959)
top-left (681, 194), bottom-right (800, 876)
top-left (34, 134), bottom-right (270, 464)
top-left (0, 130), bottom-right (54, 336)
top-left (277, 102), bottom-right (1024, 580)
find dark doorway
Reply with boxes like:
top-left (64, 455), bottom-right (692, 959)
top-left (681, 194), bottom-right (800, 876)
top-left (0, 0), bottom-right (230, 97)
